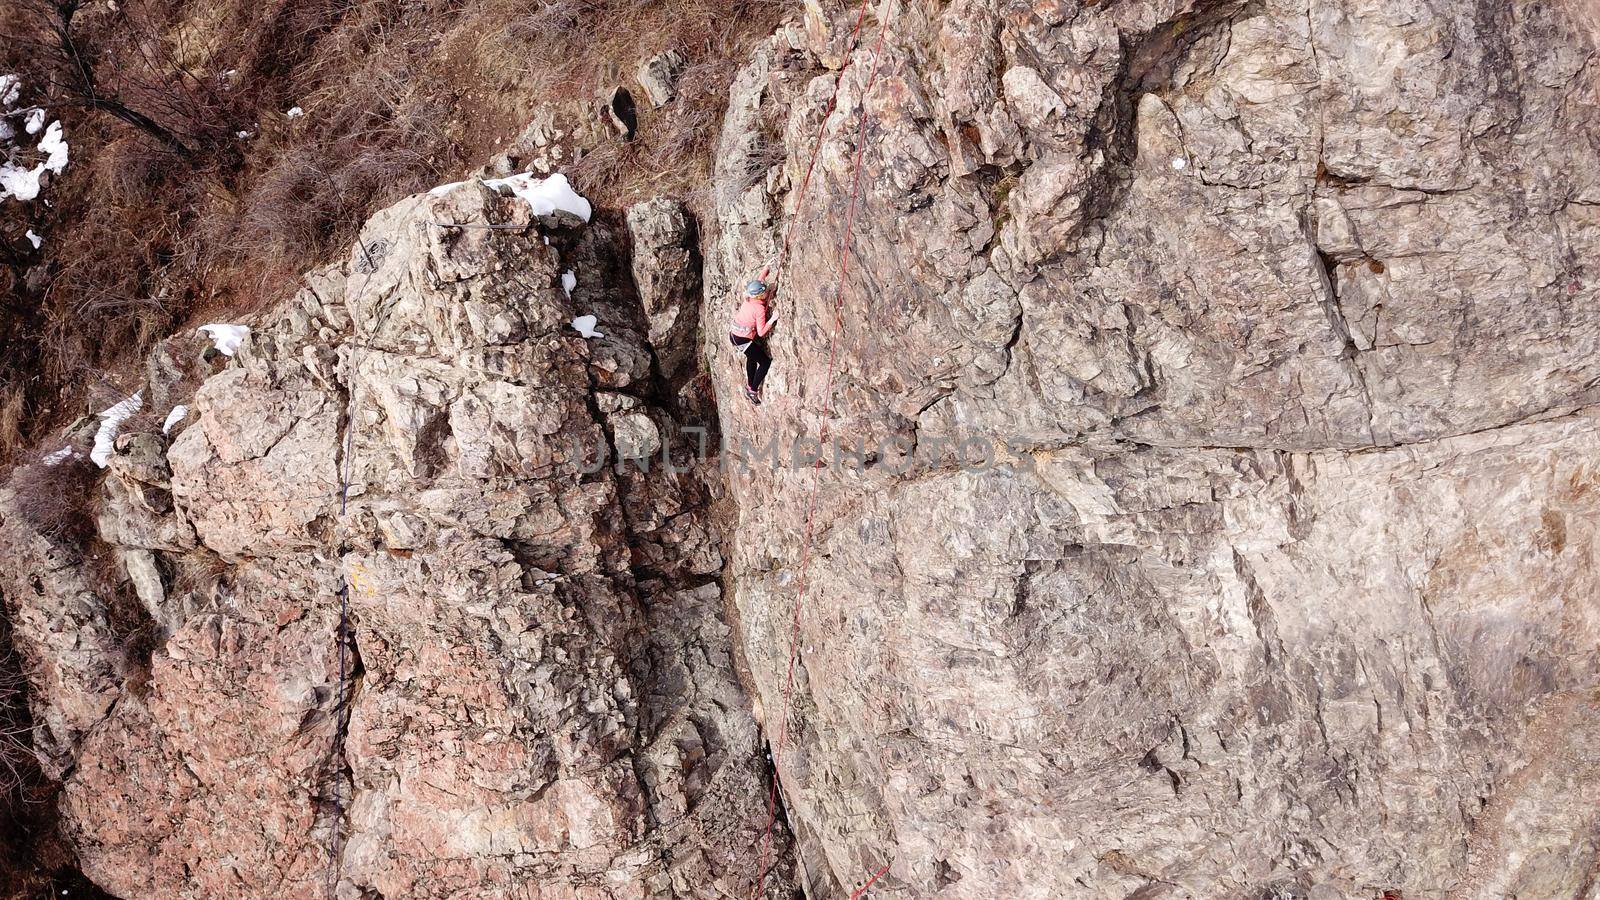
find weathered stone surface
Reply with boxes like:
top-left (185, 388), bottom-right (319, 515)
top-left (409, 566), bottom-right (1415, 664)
top-left (706, 0), bottom-right (1600, 897)
top-left (60, 557), bottom-right (344, 899)
top-left (3, 179), bottom-right (789, 898)
top-left (0, 494), bottom-right (123, 780)
top-left (628, 198), bottom-right (702, 381)
top-left (637, 50), bottom-right (688, 108)
top-left (100, 432), bottom-right (195, 556)
top-left (3, 0), bottom-right (1598, 897)
top-left (168, 363), bottom-right (341, 561)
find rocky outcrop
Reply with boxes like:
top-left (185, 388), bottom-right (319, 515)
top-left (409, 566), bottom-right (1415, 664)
top-left (1, 180), bottom-right (792, 898)
top-left (2, 0), bottom-right (1598, 897)
top-left (628, 198), bottom-right (703, 383)
top-left (706, 0), bottom-right (1600, 897)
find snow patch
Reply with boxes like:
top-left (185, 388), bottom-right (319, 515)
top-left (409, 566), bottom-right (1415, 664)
top-left (37, 121), bottom-right (68, 172)
top-left (285, 106), bottom-right (305, 119)
top-left (570, 315), bottom-right (603, 339)
top-left (561, 271), bottom-right (577, 297)
top-left (198, 323), bottom-right (251, 356)
top-left (25, 229), bottom-right (41, 249)
top-left (0, 164), bottom-right (44, 202)
top-left (24, 108), bottom-right (44, 135)
top-left (0, 75), bottom-right (19, 107)
top-left (481, 172), bottom-right (592, 222)
top-left (91, 393), bottom-right (143, 468)
top-left (1170, 157), bottom-right (1188, 170)
top-left (162, 405), bottom-right (189, 434)
top-left (41, 446), bottom-right (77, 467)
top-left (1, 114), bottom-right (70, 203)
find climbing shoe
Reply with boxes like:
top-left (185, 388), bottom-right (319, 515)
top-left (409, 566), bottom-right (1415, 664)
top-left (745, 385), bottom-right (762, 406)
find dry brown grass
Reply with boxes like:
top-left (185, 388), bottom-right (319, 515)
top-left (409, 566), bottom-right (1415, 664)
top-left (0, 608), bottom-right (114, 900)
top-left (0, 629), bottom-right (34, 807)
top-left (0, 390), bottom-right (25, 459)
top-left (501, 0), bottom-right (788, 206)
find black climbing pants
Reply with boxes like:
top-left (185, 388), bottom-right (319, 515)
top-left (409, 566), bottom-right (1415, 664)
top-left (730, 335), bottom-right (772, 391)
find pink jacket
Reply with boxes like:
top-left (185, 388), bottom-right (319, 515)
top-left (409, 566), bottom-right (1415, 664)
top-left (731, 296), bottom-right (774, 339)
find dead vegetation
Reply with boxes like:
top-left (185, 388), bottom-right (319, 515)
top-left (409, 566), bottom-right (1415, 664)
top-left (0, 435), bottom-right (103, 892)
top-left (8, 451), bottom-right (98, 546)
top-left (1, 0), bottom-right (789, 464)
top-left (0, 618), bottom-right (34, 810)
top-left (0, 609), bottom-right (44, 897)
top-left (0, 606), bottom-right (111, 900)
top-left (488, 0), bottom-right (788, 205)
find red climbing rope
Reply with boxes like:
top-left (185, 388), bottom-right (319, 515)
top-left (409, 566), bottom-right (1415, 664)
top-left (768, 0), bottom-right (875, 290)
top-left (852, 864), bottom-right (892, 900)
top-left (751, 3), bottom-right (896, 896)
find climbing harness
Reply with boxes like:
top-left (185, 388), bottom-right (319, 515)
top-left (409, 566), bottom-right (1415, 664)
top-left (751, 1), bottom-right (898, 896)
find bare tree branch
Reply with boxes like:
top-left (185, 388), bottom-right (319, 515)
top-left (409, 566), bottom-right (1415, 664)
top-left (5, 0), bottom-right (197, 157)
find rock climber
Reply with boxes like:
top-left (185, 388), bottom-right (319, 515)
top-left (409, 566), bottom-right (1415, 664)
top-left (730, 275), bottom-right (778, 405)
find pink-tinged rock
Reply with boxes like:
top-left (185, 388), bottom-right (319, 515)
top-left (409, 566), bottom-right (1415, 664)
top-left (60, 559), bottom-right (343, 898)
top-left (705, 0), bottom-right (1600, 895)
top-left (6, 177), bottom-right (787, 898)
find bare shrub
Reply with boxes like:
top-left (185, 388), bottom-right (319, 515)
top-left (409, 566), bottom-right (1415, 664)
top-left (0, 630), bottom-right (43, 894)
top-left (0, 627), bottom-right (34, 804)
top-left (0, 606), bottom-right (112, 900)
top-left (4, 0), bottom-right (246, 157)
top-left (8, 452), bottom-right (99, 546)
top-left (220, 71), bottom-right (458, 281)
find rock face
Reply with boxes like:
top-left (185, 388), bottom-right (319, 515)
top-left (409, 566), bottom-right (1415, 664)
top-left (3, 1), bottom-right (1599, 898)
top-left (628, 198), bottom-right (703, 382)
top-left (2, 182), bottom-right (792, 898)
top-left (705, 0), bottom-right (1600, 897)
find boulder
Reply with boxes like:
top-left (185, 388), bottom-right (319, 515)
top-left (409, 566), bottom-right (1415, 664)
top-left (636, 50), bottom-right (687, 108)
